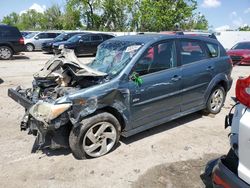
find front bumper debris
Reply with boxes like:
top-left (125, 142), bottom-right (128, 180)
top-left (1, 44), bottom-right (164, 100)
top-left (8, 86), bottom-right (71, 151)
top-left (8, 87), bottom-right (33, 109)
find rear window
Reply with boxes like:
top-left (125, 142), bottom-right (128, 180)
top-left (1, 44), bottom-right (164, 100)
top-left (0, 26), bottom-right (21, 38)
top-left (180, 40), bottom-right (207, 65)
top-left (206, 43), bottom-right (219, 58)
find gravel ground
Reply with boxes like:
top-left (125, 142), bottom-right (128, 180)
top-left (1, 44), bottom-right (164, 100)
top-left (0, 52), bottom-right (249, 188)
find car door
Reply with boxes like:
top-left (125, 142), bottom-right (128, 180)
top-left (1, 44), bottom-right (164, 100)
top-left (90, 35), bottom-right (103, 54)
top-left (77, 35), bottom-right (91, 55)
top-left (129, 40), bottom-right (182, 128)
top-left (34, 33), bottom-right (51, 50)
top-left (178, 39), bottom-right (214, 112)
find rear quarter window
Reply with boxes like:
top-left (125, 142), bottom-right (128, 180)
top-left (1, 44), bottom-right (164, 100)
top-left (206, 43), bottom-right (219, 58)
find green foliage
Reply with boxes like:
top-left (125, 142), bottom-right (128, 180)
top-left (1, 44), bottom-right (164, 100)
top-left (238, 25), bottom-right (250, 31)
top-left (18, 10), bottom-right (44, 30)
top-left (63, 2), bottom-right (82, 30)
top-left (101, 0), bottom-right (130, 31)
top-left (42, 5), bottom-right (64, 30)
top-left (1, 12), bottom-right (19, 26)
top-left (66, 0), bottom-right (102, 30)
top-left (132, 0), bottom-right (199, 31)
top-left (0, 0), bottom-right (209, 32)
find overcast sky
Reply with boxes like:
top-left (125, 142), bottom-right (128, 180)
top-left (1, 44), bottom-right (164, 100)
top-left (0, 0), bottom-right (250, 31)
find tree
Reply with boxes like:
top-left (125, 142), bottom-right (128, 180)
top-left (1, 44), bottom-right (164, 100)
top-left (2, 12), bottom-right (19, 26)
top-left (42, 5), bottom-right (64, 30)
top-left (238, 25), bottom-right (250, 31)
top-left (182, 12), bottom-right (208, 30)
top-left (131, 0), bottom-right (198, 32)
top-left (66, 0), bottom-right (102, 30)
top-left (18, 10), bottom-right (44, 30)
top-left (1, 0), bottom-right (209, 32)
top-left (63, 3), bottom-right (82, 29)
top-left (101, 0), bottom-right (131, 31)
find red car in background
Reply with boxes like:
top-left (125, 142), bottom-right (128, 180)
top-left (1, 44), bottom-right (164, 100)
top-left (227, 42), bottom-right (250, 65)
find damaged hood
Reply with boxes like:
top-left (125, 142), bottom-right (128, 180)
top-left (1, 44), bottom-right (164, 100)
top-left (34, 49), bottom-right (107, 78)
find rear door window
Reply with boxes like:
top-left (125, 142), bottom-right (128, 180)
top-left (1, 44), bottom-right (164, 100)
top-left (37, 33), bottom-right (48, 39)
top-left (47, 33), bottom-right (58, 38)
top-left (206, 43), bottom-right (219, 58)
top-left (180, 40), bottom-right (207, 65)
top-left (91, 35), bottom-right (102, 42)
top-left (82, 35), bottom-right (91, 42)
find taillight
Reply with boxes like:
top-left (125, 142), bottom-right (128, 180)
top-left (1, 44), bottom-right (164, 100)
top-left (236, 76), bottom-right (250, 108)
top-left (212, 173), bottom-right (230, 188)
top-left (19, 37), bottom-right (24, 45)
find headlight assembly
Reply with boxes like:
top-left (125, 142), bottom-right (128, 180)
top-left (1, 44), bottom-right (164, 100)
top-left (29, 102), bottom-right (72, 122)
top-left (58, 44), bottom-right (64, 50)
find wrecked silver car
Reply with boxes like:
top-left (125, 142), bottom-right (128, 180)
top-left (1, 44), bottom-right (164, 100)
top-left (8, 35), bottom-right (232, 159)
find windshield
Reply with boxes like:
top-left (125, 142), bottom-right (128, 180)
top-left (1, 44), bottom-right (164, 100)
top-left (25, 32), bottom-right (38, 39)
top-left (54, 33), bottom-right (68, 42)
top-left (67, 35), bottom-right (81, 43)
top-left (88, 40), bottom-right (143, 77)
top-left (232, 43), bottom-right (250, 50)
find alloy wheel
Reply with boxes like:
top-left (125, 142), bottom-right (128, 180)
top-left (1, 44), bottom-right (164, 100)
top-left (26, 44), bottom-right (34, 52)
top-left (83, 122), bottom-right (117, 157)
top-left (210, 88), bottom-right (224, 112)
top-left (0, 47), bottom-right (12, 59)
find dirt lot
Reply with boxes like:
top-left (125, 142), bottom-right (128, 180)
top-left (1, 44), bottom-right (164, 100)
top-left (0, 52), bottom-right (249, 188)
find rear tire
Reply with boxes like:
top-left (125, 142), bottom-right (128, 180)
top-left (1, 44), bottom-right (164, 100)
top-left (69, 112), bottom-right (121, 159)
top-left (0, 46), bottom-right (13, 60)
top-left (204, 86), bottom-right (226, 114)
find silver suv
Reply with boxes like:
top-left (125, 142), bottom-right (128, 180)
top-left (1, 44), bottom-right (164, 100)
top-left (24, 32), bottom-right (61, 51)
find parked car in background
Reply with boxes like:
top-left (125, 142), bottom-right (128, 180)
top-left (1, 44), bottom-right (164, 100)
top-left (202, 76), bottom-right (250, 188)
top-left (52, 33), bottom-right (114, 56)
top-left (42, 32), bottom-right (87, 53)
top-left (227, 41), bottom-right (250, 65)
top-left (0, 24), bottom-right (26, 60)
top-left (24, 31), bottom-right (61, 51)
top-left (8, 34), bottom-right (232, 159)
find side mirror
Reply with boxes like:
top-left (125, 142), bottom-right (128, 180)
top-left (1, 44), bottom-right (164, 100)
top-left (130, 72), bottom-right (143, 86)
top-left (79, 39), bottom-right (84, 43)
top-left (34, 36), bottom-right (39, 40)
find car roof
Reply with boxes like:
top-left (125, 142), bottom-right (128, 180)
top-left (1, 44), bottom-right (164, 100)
top-left (108, 34), bottom-right (218, 44)
top-left (236, 41), bottom-right (250, 44)
top-left (0, 24), bottom-right (18, 29)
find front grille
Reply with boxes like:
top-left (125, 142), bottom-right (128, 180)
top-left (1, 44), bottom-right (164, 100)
top-left (230, 55), bottom-right (243, 62)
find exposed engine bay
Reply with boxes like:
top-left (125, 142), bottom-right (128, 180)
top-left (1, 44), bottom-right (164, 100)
top-left (26, 49), bottom-right (107, 103)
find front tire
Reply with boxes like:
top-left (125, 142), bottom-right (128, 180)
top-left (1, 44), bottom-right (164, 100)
top-left (0, 46), bottom-right (13, 60)
top-left (205, 86), bottom-right (226, 114)
top-left (69, 112), bottom-right (121, 159)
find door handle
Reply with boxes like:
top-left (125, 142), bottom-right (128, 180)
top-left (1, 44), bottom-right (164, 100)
top-left (206, 66), bottom-right (214, 71)
top-left (171, 75), bottom-right (182, 82)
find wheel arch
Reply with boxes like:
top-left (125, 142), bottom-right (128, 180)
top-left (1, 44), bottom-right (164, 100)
top-left (205, 73), bottom-right (230, 102)
top-left (26, 43), bottom-right (35, 50)
top-left (0, 44), bottom-right (14, 52)
top-left (96, 106), bottom-right (127, 132)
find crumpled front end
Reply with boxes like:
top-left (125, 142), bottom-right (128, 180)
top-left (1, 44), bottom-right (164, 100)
top-left (8, 49), bottom-right (107, 151)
